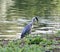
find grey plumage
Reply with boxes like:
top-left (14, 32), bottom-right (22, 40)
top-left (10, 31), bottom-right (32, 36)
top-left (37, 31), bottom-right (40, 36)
top-left (21, 17), bottom-right (38, 38)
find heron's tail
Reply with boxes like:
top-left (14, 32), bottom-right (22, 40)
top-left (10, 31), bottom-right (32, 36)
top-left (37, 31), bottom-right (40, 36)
top-left (21, 34), bottom-right (25, 38)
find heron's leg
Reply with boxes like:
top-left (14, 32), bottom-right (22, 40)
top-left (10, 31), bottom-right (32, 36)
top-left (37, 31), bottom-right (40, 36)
top-left (29, 28), bottom-right (32, 34)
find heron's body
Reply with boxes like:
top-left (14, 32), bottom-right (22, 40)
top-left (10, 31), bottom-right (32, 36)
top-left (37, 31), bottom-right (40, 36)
top-left (21, 22), bottom-right (32, 38)
top-left (21, 17), bottom-right (38, 38)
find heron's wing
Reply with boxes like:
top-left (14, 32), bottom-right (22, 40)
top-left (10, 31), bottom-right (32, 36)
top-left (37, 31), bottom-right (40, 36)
top-left (22, 22), bottom-right (32, 34)
top-left (21, 23), bottom-right (32, 38)
top-left (21, 22), bottom-right (32, 38)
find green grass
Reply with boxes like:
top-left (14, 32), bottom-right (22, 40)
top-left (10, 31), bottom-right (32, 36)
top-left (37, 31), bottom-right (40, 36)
top-left (0, 34), bottom-right (60, 52)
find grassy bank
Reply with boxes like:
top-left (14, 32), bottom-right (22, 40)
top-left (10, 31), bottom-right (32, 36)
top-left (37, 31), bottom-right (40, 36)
top-left (0, 33), bottom-right (60, 52)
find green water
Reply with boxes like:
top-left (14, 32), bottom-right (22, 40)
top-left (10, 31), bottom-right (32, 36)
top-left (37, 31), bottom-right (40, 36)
top-left (0, 0), bottom-right (60, 39)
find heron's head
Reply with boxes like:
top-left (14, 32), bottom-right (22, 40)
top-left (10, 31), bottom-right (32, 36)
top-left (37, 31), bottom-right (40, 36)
top-left (32, 16), bottom-right (39, 23)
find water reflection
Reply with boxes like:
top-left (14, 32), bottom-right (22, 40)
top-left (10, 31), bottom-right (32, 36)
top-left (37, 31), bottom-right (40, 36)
top-left (0, 0), bottom-right (60, 39)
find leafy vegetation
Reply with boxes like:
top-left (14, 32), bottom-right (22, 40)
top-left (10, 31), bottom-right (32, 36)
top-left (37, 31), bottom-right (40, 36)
top-left (0, 34), bottom-right (60, 52)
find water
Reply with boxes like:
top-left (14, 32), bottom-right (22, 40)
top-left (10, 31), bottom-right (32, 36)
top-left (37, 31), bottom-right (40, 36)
top-left (0, 0), bottom-right (60, 39)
